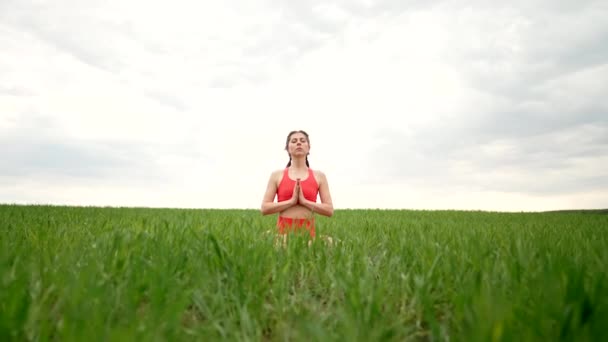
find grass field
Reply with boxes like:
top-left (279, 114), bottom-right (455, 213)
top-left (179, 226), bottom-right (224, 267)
top-left (1, 204), bottom-right (607, 341)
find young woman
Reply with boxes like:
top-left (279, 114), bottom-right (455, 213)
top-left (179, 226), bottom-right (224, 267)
top-left (261, 130), bottom-right (334, 238)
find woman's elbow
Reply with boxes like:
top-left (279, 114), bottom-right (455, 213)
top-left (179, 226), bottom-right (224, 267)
top-left (260, 203), bottom-right (272, 216)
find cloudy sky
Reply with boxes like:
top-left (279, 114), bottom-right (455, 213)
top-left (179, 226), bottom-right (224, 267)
top-left (1, 0), bottom-right (607, 212)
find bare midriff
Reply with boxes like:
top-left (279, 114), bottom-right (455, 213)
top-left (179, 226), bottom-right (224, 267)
top-left (279, 204), bottom-right (315, 219)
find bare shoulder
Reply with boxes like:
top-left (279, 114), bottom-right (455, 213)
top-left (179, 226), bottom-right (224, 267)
top-left (271, 169), bottom-right (285, 183)
top-left (312, 169), bottom-right (328, 184)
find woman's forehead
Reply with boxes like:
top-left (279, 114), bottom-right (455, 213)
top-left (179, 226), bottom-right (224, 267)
top-left (290, 133), bottom-right (308, 140)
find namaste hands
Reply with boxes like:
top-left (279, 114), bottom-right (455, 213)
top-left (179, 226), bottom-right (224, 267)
top-left (291, 178), bottom-right (307, 205)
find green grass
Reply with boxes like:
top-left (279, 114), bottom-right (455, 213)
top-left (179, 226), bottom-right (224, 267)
top-left (1, 204), bottom-right (607, 341)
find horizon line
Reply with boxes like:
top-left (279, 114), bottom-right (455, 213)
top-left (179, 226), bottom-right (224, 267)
top-left (1, 202), bottom-right (607, 214)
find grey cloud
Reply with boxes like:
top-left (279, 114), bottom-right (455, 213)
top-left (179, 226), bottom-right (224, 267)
top-left (240, 0), bottom-right (437, 78)
top-left (0, 0), bottom-right (437, 91)
top-left (0, 136), bottom-right (164, 183)
top-left (209, 77), bottom-right (240, 89)
top-left (1, 1), bottom-right (133, 73)
top-left (241, 24), bottom-right (327, 63)
top-left (448, 0), bottom-right (600, 12)
top-left (445, 3), bottom-right (608, 98)
top-left (367, 120), bottom-right (608, 195)
top-left (5, 111), bottom-right (55, 132)
top-left (423, 2), bottom-right (608, 164)
top-left (500, 176), bottom-right (607, 196)
top-left (144, 89), bottom-right (189, 111)
top-left (345, 0), bottom-right (432, 17)
top-left (271, 0), bottom-right (434, 39)
top-left (0, 85), bottom-right (36, 97)
top-left (277, 0), bottom-right (431, 24)
top-left (280, 2), bottom-right (346, 35)
top-left (468, 106), bottom-right (607, 142)
top-left (0, 113), bottom-right (208, 186)
top-left (464, 125), bottom-right (608, 170)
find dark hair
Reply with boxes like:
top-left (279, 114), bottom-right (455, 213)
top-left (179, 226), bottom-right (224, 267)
top-left (285, 130), bottom-right (310, 167)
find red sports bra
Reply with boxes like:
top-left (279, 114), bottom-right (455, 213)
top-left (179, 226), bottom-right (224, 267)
top-left (277, 168), bottom-right (319, 203)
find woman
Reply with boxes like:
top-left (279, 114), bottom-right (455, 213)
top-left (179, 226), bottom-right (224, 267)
top-left (261, 130), bottom-right (334, 239)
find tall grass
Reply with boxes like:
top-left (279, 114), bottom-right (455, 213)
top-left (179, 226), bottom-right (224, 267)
top-left (1, 205), bottom-right (607, 341)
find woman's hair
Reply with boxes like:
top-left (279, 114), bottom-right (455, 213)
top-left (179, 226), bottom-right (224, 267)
top-left (285, 130), bottom-right (310, 167)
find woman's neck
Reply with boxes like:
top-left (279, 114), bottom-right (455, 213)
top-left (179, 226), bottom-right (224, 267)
top-left (290, 157), bottom-right (307, 169)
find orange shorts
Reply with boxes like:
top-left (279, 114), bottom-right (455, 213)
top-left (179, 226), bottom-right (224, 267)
top-left (277, 216), bottom-right (316, 238)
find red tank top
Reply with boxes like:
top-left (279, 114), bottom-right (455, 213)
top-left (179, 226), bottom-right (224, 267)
top-left (277, 168), bottom-right (319, 203)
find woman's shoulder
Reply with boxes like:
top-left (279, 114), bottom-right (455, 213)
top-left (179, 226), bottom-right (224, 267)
top-left (312, 169), bottom-right (327, 183)
top-left (271, 168), bottom-right (287, 181)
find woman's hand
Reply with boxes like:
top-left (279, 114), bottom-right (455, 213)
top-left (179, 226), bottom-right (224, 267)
top-left (298, 180), bottom-right (306, 204)
top-left (290, 179), bottom-right (301, 205)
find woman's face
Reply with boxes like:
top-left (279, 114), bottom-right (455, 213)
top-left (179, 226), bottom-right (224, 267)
top-left (287, 132), bottom-right (309, 157)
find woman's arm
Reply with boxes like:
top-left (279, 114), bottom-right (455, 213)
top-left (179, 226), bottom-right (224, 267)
top-left (260, 171), bottom-right (297, 215)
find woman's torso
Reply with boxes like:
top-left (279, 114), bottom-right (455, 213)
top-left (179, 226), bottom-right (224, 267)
top-left (276, 167), bottom-right (319, 218)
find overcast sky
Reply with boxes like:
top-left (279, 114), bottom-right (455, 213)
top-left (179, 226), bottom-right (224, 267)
top-left (1, 0), bottom-right (607, 212)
